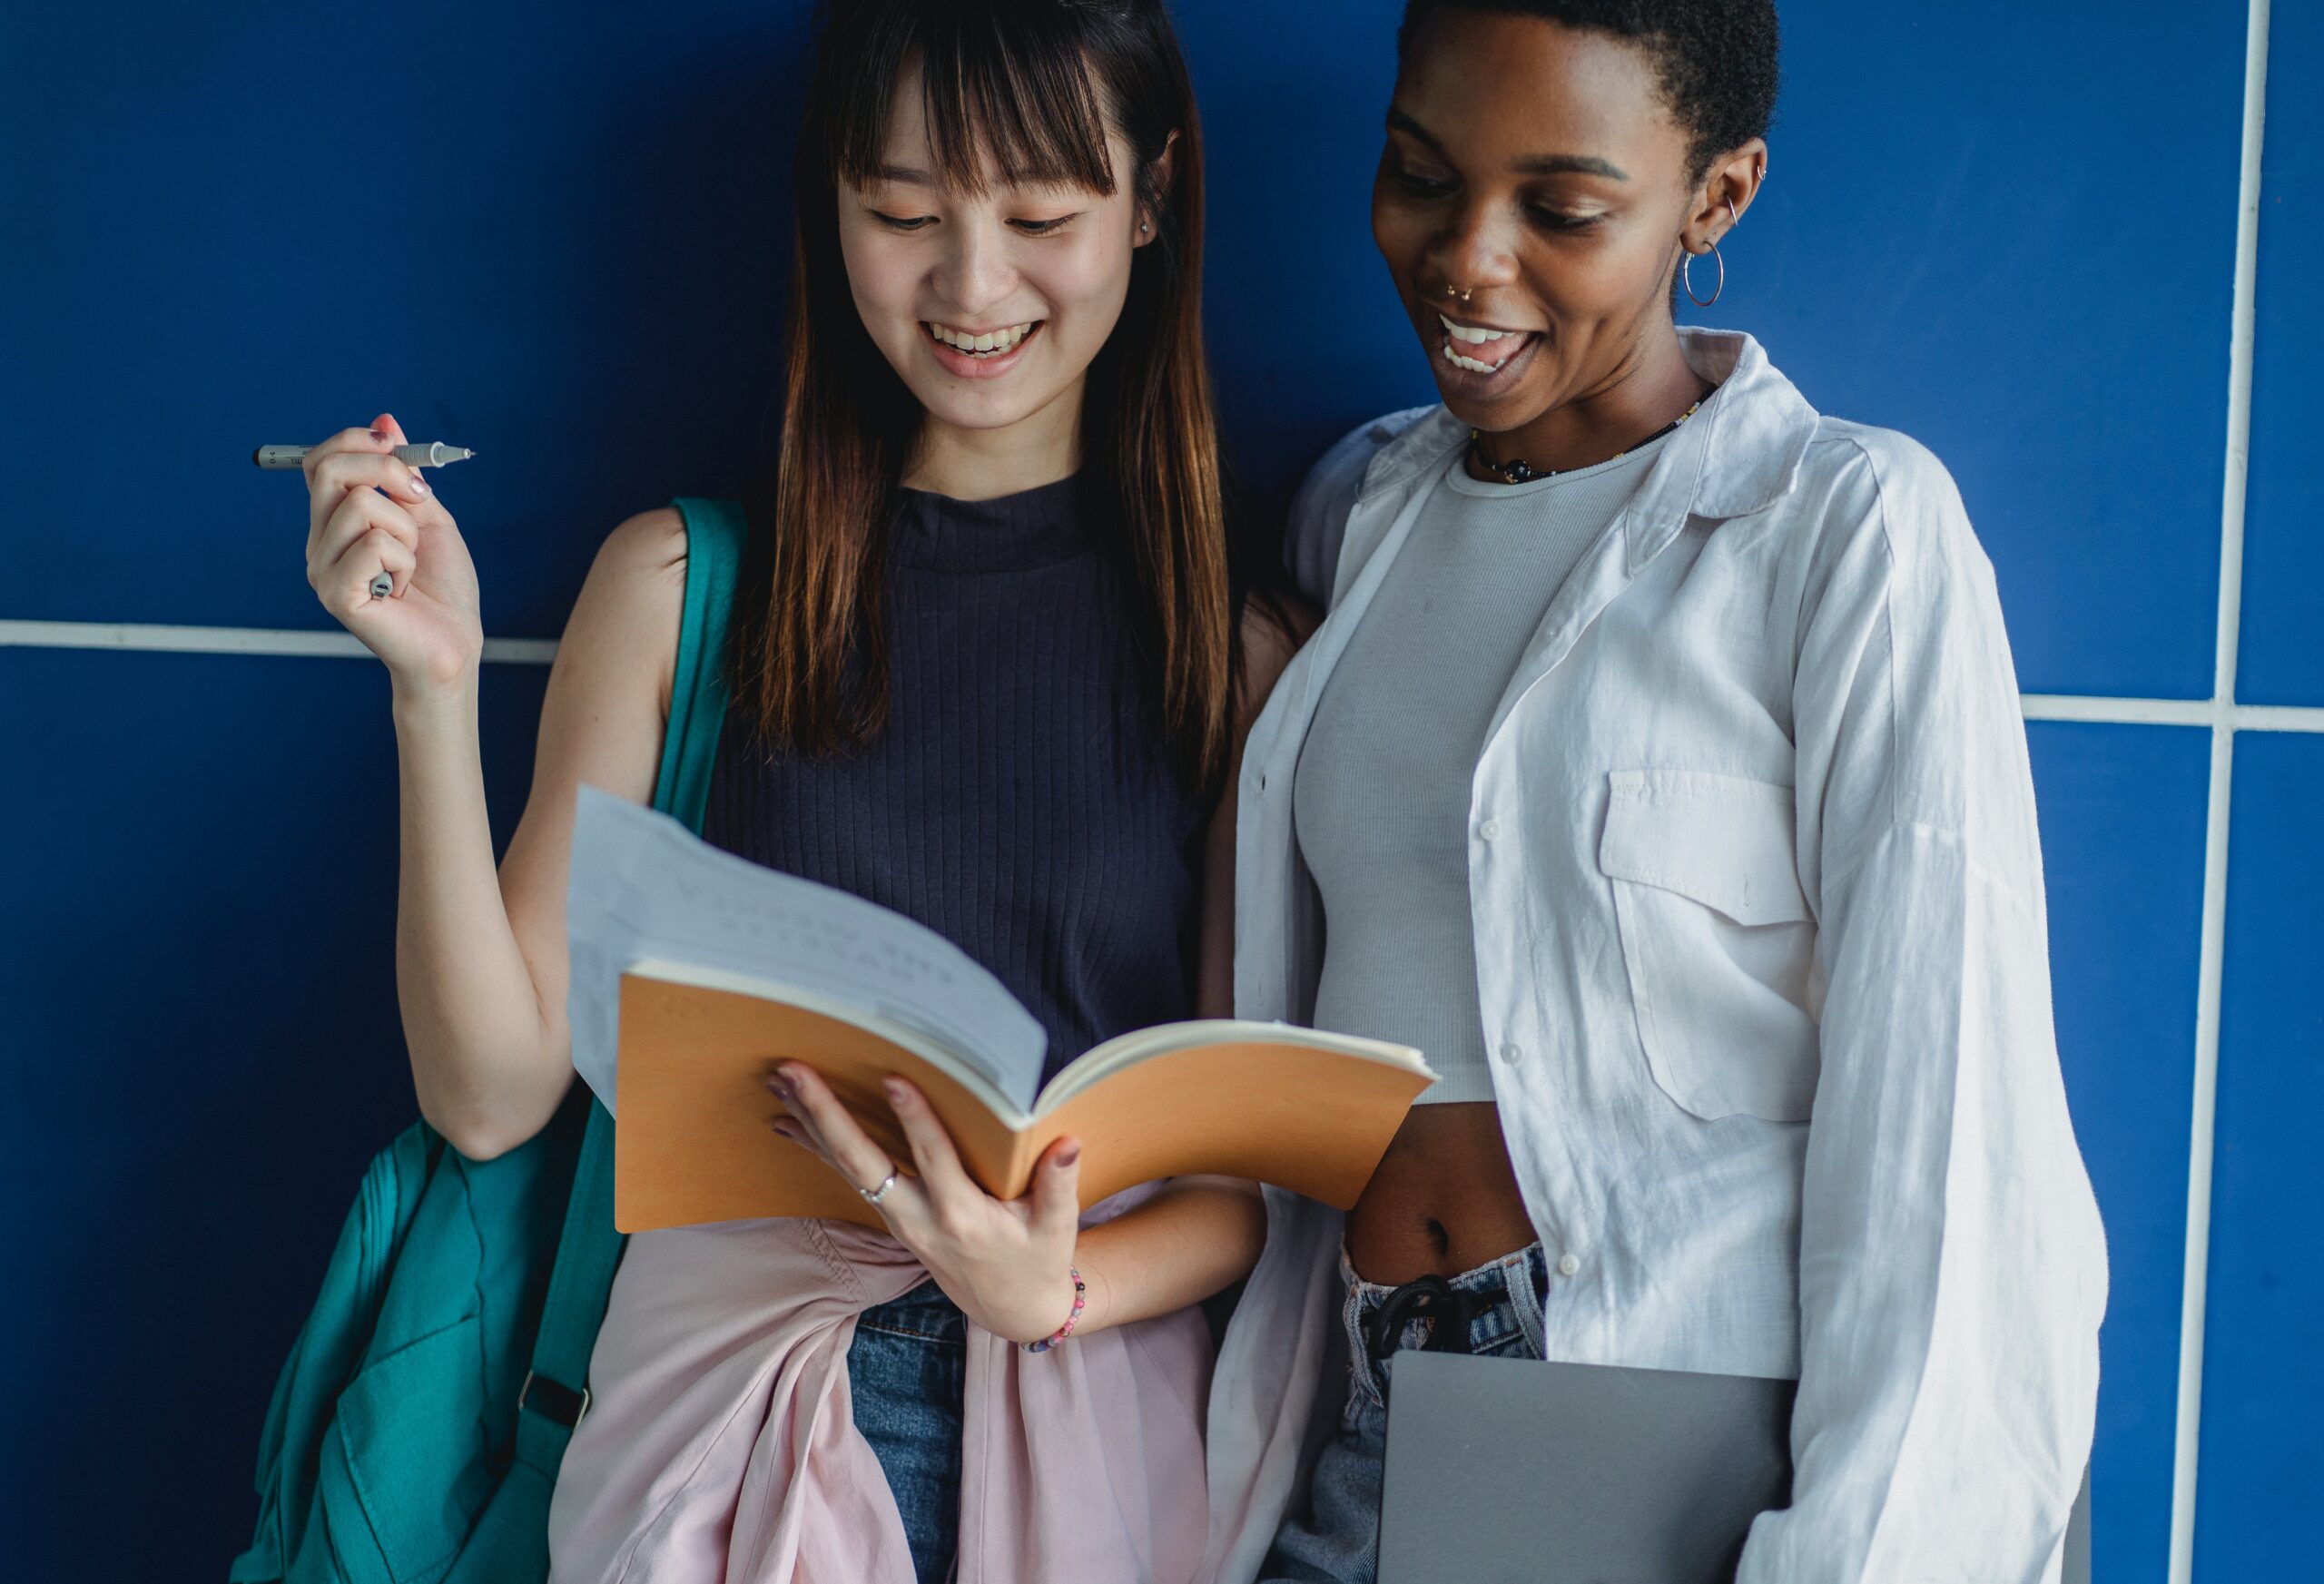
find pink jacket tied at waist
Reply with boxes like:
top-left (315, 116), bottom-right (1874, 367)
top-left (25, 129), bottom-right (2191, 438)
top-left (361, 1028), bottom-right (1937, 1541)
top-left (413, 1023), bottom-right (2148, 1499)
top-left (547, 1186), bottom-right (1214, 1584)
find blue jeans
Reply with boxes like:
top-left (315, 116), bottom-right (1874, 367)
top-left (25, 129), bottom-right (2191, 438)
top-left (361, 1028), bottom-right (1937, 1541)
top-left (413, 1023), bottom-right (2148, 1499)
top-left (1260, 1242), bottom-right (1550, 1584)
top-left (848, 1278), bottom-right (968, 1584)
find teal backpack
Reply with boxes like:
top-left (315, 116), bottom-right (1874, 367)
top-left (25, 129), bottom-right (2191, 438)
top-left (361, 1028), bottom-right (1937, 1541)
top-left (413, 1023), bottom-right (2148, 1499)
top-left (232, 498), bottom-right (746, 1584)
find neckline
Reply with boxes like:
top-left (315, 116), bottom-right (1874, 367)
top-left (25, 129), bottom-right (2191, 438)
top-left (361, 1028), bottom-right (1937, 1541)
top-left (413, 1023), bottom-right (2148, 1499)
top-left (891, 473), bottom-right (1098, 572)
top-left (1441, 425), bottom-right (1675, 498)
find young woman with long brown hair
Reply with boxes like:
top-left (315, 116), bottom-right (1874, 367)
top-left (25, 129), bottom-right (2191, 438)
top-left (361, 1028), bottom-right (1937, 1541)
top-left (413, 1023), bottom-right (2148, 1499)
top-left (293, 3), bottom-right (1295, 1579)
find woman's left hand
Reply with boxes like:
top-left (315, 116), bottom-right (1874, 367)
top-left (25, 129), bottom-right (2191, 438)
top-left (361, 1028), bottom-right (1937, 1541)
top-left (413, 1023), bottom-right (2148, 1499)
top-left (767, 1063), bottom-right (1086, 1346)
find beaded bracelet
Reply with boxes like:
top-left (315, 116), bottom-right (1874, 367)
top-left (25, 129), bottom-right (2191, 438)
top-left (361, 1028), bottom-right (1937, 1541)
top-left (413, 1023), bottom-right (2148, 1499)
top-left (1024, 1267), bottom-right (1087, 1354)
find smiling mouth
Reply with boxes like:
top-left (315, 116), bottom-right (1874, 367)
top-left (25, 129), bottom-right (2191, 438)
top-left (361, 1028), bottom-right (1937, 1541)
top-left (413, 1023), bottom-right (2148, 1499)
top-left (1436, 312), bottom-right (1535, 374)
top-left (924, 320), bottom-right (1041, 357)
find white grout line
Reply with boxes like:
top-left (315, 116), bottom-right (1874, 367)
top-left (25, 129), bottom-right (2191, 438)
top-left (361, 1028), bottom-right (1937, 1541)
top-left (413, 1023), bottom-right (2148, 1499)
top-left (2022, 694), bottom-right (2216, 728)
top-left (2171, 3), bottom-right (2270, 1580)
top-left (2223, 703), bottom-right (2323, 733)
top-left (16, 625), bottom-right (2324, 738)
top-left (2020, 694), bottom-right (2324, 733)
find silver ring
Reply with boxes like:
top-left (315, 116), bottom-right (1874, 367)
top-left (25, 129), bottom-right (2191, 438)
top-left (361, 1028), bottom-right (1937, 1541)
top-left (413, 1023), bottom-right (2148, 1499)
top-left (858, 1168), bottom-right (900, 1206)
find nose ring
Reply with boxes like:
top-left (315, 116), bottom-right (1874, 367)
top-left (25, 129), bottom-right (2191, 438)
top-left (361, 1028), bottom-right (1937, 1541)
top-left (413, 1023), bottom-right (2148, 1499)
top-left (1444, 282), bottom-right (1472, 303)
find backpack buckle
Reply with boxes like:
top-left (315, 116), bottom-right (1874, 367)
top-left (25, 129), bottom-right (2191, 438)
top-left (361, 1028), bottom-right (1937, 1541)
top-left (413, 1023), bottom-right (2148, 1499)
top-left (518, 1369), bottom-right (591, 1429)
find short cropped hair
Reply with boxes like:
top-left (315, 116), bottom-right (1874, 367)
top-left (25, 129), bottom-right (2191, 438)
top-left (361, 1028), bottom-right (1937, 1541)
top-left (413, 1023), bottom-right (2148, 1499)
top-left (1398, 0), bottom-right (1781, 181)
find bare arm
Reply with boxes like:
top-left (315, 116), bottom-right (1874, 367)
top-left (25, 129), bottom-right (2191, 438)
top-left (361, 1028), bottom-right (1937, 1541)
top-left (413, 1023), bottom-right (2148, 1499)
top-left (303, 413), bottom-right (685, 1158)
top-left (396, 508), bottom-right (685, 1157)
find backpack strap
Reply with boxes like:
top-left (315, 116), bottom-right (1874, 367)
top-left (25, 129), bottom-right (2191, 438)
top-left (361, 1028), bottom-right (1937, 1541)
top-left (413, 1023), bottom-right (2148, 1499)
top-left (653, 497), bottom-right (747, 831)
top-left (513, 495), bottom-right (749, 1478)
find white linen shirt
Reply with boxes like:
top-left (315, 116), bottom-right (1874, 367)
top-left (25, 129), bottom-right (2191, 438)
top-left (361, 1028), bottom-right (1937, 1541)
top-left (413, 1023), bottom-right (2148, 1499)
top-left (1201, 329), bottom-right (2110, 1584)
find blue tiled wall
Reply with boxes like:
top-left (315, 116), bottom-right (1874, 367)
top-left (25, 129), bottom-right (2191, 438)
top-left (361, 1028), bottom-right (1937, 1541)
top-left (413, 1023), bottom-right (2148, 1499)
top-left (2195, 732), bottom-right (2324, 1579)
top-left (2239, 0), bottom-right (2322, 706)
top-left (1, 3), bottom-right (2303, 1578)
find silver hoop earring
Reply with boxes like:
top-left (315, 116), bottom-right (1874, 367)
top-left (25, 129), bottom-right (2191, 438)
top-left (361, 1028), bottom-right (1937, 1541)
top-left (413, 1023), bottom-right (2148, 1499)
top-left (1683, 197), bottom-right (1740, 308)
top-left (1683, 243), bottom-right (1724, 307)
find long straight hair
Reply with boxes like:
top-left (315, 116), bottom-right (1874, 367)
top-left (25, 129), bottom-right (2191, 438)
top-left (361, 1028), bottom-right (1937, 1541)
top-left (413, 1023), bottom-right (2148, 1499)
top-left (730, 0), bottom-right (1237, 794)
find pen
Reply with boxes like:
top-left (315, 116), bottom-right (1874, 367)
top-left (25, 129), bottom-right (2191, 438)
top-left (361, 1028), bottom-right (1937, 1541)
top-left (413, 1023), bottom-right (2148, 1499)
top-left (253, 440), bottom-right (478, 597)
top-left (254, 441), bottom-right (476, 469)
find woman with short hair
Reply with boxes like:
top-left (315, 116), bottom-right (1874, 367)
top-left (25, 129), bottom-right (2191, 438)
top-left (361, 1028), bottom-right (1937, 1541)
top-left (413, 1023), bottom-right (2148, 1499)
top-left (1205, 5), bottom-right (2107, 1580)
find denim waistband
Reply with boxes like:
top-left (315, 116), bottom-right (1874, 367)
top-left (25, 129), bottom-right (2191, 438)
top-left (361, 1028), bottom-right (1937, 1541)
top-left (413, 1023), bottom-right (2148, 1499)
top-left (855, 1276), bottom-right (967, 1344)
top-left (1338, 1242), bottom-right (1548, 1408)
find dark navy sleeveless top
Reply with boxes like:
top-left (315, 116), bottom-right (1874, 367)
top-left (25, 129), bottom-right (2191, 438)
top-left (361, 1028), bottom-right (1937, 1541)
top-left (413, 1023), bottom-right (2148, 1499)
top-left (702, 474), bottom-right (1205, 1083)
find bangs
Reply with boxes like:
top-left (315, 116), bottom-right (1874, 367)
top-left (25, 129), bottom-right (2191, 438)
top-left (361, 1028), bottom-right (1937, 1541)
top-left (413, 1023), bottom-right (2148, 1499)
top-left (827, 2), bottom-right (1118, 196)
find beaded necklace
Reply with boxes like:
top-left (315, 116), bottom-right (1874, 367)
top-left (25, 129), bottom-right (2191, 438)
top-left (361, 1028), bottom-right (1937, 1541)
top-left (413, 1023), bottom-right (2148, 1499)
top-left (1467, 397), bottom-right (1705, 486)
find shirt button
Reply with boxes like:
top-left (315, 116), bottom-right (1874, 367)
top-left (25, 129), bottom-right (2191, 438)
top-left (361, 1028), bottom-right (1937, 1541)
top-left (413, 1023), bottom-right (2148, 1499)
top-left (1499, 1041), bottom-right (1524, 1066)
top-left (1478, 819), bottom-right (1501, 842)
top-left (1557, 1253), bottom-right (1581, 1278)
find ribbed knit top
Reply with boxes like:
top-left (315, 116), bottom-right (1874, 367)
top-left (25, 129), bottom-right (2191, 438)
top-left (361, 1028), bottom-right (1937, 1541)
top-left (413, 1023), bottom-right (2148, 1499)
top-left (1295, 437), bottom-right (1669, 1103)
top-left (702, 474), bottom-right (1205, 1084)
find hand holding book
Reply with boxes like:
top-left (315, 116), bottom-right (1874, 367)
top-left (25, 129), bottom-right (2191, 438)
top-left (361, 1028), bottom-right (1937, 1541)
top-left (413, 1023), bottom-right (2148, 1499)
top-left (565, 785), bottom-right (1439, 1232)
top-left (767, 1063), bottom-right (1088, 1345)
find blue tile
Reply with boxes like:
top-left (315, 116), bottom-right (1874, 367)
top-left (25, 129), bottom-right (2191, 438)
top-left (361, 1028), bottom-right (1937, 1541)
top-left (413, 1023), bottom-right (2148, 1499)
top-left (1698, 4), bottom-right (2243, 701)
top-left (1177, 0), bottom-right (1429, 507)
top-left (2028, 722), bottom-right (2211, 1584)
top-left (3, 2), bottom-right (807, 638)
top-left (0, 646), bottom-right (549, 1574)
top-left (2236, 2), bottom-right (2324, 706)
top-left (2193, 731), bottom-right (2324, 1579)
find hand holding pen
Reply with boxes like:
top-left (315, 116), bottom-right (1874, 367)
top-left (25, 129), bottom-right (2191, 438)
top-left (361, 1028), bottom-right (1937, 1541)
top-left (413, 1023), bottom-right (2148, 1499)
top-left (286, 412), bottom-right (488, 694)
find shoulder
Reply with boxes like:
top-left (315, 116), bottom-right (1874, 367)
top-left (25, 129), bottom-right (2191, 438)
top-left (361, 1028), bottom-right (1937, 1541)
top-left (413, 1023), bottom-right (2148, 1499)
top-left (1800, 419), bottom-right (1973, 541)
top-left (588, 506), bottom-right (695, 625)
top-left (1807, 418), bottom-right (1964, 506)
top-left (1292, 408), bottom-right (1439, 511)
top-left (596, 504), bottom-right (690, 581)
top-left (1787, 418), bottom-right (1992, 597)
top-left (1285, 406), bottom-right (1440, 605)
top-left (1235, 588), bottom-right (1320, 733)
top-left (561, 506), bottom-right (689, 711)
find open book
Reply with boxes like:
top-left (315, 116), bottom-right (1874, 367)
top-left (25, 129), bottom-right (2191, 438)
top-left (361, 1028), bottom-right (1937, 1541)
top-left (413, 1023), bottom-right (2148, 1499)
top-left (566, 786), bottom-right (1437, 1232)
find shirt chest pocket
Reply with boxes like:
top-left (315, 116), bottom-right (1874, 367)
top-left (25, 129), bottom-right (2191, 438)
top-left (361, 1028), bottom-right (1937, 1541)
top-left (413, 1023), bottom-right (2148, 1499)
top-left (1598, 770), bottom-right (1820, 1123)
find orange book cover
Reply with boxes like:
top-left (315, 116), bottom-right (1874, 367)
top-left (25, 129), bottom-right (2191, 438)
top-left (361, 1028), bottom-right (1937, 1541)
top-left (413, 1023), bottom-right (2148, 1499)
top-left (612, 962), bottom-right (1435, 1233)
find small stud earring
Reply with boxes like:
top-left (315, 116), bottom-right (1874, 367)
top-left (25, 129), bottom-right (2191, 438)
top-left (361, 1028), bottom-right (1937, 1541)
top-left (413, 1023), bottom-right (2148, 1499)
top-left (1140, 221), bottom-right (1151, 234)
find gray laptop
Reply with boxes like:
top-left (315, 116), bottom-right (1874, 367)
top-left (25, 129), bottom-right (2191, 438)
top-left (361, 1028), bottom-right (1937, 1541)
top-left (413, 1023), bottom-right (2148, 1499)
top-left (1379, 1350), bottom-right (2090, 1584)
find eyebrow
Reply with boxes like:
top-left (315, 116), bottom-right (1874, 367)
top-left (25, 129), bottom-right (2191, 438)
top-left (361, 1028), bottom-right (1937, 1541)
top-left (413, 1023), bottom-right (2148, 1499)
top-left (1384, 109), bottom-right (1630, 182)
top-left (875, 163), bottom-right (934, 186)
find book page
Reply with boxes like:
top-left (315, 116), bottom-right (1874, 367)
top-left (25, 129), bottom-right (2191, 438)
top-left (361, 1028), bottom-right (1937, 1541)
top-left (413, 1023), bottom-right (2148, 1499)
top-left (566, 784), bottom-right (1048, 1113)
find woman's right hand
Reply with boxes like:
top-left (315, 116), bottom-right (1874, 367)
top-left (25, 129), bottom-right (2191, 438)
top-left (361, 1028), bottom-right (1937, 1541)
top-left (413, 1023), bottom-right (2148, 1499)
top-left (304, 410), bottom-right (485, 694)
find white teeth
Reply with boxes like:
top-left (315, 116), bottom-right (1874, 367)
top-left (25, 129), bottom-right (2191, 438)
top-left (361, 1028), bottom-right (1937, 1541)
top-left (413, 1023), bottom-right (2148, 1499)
top-left (1442, 339), bottom-right (1508, 375)
top-left (1438, 313), bottom-right (1519, 346)
top-left (929, 320), bottom-right (1034, 355)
